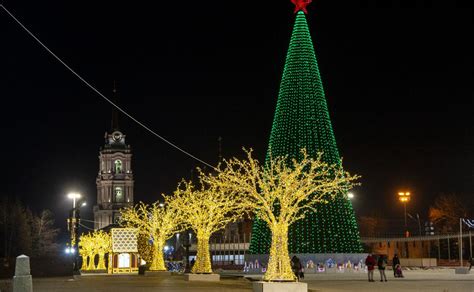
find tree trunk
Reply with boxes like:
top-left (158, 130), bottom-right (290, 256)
top-left (149, 238), bottom-right (166, 271)
top-left (81, 255), bottom-right (88, 270)
top-left (263, 223), bottom-right (295, 281)
top-left (97, 253), bottom-right (106, 270)
top-left (87, 253), bottom-right (96, 270)
top-left (192, 231), bottom-right (212, 273)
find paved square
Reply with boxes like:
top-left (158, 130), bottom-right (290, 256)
top-left (297, 269), bottom-right (474, 292)
top-left (1, 269), bottom-right (473, 292)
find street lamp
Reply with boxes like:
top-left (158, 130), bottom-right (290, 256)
top-left (67, 192), bottom-right (86, 275)
top-left (347, 192), bottom-right (354, 199)
top-left (67, 192), bottom-right (81, 208)
top-left (398, 192), bottom-right (411, 237)
top-left (407, 213), bottom-right (422, 236)
top-left (182, 231), bottom-right (192, 273)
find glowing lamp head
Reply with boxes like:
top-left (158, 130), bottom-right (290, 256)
top-left (67, 193), bottom-right (81, 199)
top-left (398, 192), bottom-right (411, 203)
top-left (347, 192), bottom-right (354, 199)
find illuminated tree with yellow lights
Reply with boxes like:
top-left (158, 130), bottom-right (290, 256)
top-left (79, 230), bottom-right (111, 271)
top-left (168, 176), bottom-right (247, 274)
top-left (79, 232), bottom-right (96, 270)
top-left (120, 201), bottom-right (186, 271)
top-left (137, 233), bottom-right (154, 264)
top-left (208, 149), bottom-right (358, 281)
top-left (94, 230), bottom-right (111, 270)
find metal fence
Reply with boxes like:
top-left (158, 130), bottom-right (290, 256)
top-left (187, 232), bottom-right (474, 266)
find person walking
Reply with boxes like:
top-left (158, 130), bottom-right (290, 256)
top-left (469, 257), bottom-right (474, 271)
top-left (291, 256), bottom-right (303, 281)
top-left (377, 255), bottom-right (388, 282)
top-left (392, 254), bottom-right (401, 277)
top-left (365, 254), bottom-right (376, 282)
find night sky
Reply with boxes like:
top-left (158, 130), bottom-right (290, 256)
top-left (1, 1), bottom-right (472, 233)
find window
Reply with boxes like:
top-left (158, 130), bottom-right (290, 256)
top-left (114, 214), bottom-right (121, 223)
top-left (114, 160), bottom-right (123, 173)
top-left (118, 253), bottom-right (130, 268)
top-left (115, 187), bottom-right (124, 202)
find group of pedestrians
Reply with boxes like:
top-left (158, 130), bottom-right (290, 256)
top-left (290, 254), bottom-right (405, 282)
top-left (365, 253), bottom-right (403, 282)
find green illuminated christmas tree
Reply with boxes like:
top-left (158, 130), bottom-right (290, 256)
top-left (249, 4), bottom-right (362, 254)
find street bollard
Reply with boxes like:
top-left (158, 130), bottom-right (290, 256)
top-left (13, 255), bottom-right (33, 292)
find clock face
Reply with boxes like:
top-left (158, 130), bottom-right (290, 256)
top-left (112, 131), bottom-right (123, 141)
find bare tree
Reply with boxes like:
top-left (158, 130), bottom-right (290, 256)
top-left (6, 200), bottom-right (32, 256)
top-left (358, 216), bottom-right (390, 237)
top-left (31, 210), bottom-right (60, 255)
top-left (429, 194), bottom-right (468, 233)
top-left (0, 198), bottom-right (59, 258)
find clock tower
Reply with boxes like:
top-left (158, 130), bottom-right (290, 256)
top-left (93, 112), bottom-right (134, 229)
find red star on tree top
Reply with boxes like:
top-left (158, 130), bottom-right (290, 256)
top-left (291, 0), bottom-right (312, 14)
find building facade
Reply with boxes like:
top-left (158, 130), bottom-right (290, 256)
top-left (93, 128), bottom-right (134, 229)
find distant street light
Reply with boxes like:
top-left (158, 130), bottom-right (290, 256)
top-left (67, 192), bottom-right (86, 275)
top-left (67, 192), bottom-right (81, 208)
top-left (347, 192), bottom-right (354, 199)
top-left (398, 192), bottom-right (411, 237)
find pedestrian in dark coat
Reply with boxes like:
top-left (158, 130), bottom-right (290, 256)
top-left (392, 254), bottom-right (401, 276)
top-left (365, 254), bottom-right (376, 282)
top-left (291, 256), bottom-right (303, 281)
top-left (377, 255), bottom-right (388, 282)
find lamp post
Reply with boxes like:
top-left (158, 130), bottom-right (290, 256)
top-left (416, 213), bottom-right (421, 237)
top-left (398, 192), bottom-right (411, 238)
top-left (183, 231), bottom-right (191, 273)
top-left (67, 192), bottom-right (86, 275)
top-left (460, 218), bottom-right (463, 267)
top-left (407, 213), bottom-right (422, 236)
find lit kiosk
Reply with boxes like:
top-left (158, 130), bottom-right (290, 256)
top-left (109, 228), bottom-right (140, 274)
top-left (93, 119), bottom-right (134, 229)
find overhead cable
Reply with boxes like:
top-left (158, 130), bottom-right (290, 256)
top-left (0, 4), bottom-right (215, 169)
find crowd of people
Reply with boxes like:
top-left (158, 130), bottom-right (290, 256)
top-left (365, 253), bottom-right (404, 282)
top-left (286, 253), bottom-right (410, 282)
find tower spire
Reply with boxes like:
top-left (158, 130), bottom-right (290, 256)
top-left (111, 80), bottom-right (119, 131)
